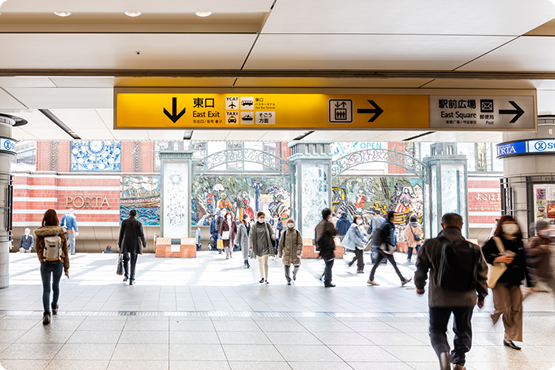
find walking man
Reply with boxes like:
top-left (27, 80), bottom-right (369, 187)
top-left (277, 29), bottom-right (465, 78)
top-left (369, 209), bottom-right (385, 263)
top-left (19, 228), bottom-right (34, 253)
top-left (415, 213), bottom-right (488, 370)
top-left (60, 209), bottom-right (78, 255)
top-left (315, 208), bottom-right (337, 288)
top-left (118, 209), bottom-right (146, 286)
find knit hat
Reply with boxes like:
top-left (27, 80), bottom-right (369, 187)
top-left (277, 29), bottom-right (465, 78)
top-left (536, 220), bottom-right (549, 233)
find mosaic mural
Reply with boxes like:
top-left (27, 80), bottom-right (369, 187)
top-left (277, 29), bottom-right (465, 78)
top-left (332, 176), bottom-right (424, 242)
top-left (120, 175), bottom-right (160, 225)
top-left (191, 176), bottom-right (291, 226)
top-left (71, 141), bottom-right (121, 172)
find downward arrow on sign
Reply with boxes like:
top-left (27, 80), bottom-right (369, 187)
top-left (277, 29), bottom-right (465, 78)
top-left (163, 97), bottom-right (186, 123)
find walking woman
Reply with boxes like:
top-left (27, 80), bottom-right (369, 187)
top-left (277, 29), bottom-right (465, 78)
top-left (278, 218), bottom-right (303, 285)
top-left (367, 211), bottom-right (412, 287)
top-left (482, 216), bottom-right (535, 350)
top-left (236, 214), bottom-right (251, 268)
top-left (345, 215), bottom-right (368, 273)
top-left (250, 212), bottom-right (275, 284)
top-left (220, 211), bottom-right (237, 259)
top-left (35, 209), bottom-right (70, 325)
top-left (526, 221), bottom-right (555, 307)
top-left (404, 216), bottom-right (423, 262)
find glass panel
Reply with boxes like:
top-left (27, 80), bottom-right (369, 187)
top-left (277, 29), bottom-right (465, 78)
top-left (226, 142), bottom-right (243, 171)
top-left (441, 164), bottom-right (463, 215)
top-left (424, 182), bottom-right (431, 238)
top-left (457, 143), bottom-right (476, 172)
top-left (476, 143), bottom-right (487, 172)
top-left (162, 161), bottom-right (189, 238)
top-left (244, 142), bottom-right (264, 171)
top-left (430, 165), bottom-right (438, 237)
top-left (533, 184), bottom-right (555, 230)
top-left (301, 163), bottom-right (329, 239)
top-left (11, 140), bottom-right (37, 171)
top-left (207, 142), bottom-right (226, 171)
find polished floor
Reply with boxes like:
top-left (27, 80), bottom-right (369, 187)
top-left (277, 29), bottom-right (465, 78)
top-left (0, 252), bottom-right (554, 370)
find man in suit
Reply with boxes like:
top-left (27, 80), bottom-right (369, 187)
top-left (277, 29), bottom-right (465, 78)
top-left (118, 209), bottom-right (146, 286)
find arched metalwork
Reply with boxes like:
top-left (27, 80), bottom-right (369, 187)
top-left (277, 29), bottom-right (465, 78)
top-left (194, 148), bottom-right (293, 179)
top-left (331, 148), bottom-right (428, 181)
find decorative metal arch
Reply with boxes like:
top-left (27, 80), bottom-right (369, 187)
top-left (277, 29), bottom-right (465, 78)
top-left (331, 148), bottom-right (428, 181)
top-left (194, 148), bottom-right (293, 179)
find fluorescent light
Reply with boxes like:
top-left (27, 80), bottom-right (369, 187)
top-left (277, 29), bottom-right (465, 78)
top-left (183, 130), bottom-right (193, 140)
top-left (125, 11), bottom-right (142, 17)
top-left (195, 11), bottom-right (212, 17)
top-left (293, 131), bottom-right (314, 141)
top-left (39, 109), bottom-right (81, 140)
top-left (54, 11), bottom-right (72, 17)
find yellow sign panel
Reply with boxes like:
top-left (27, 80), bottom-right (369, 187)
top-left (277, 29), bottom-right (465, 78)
top-left (115, 93), bottom-right (430, 130)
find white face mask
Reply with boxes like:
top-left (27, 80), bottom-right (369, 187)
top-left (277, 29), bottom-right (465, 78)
top-left (287, 222), bottom-right (295, 229)
top-left (539, 230), bottom-right (550, 237)
top-left (502, 223), bottom-right (519, 235)
top-left (259, 218), bottom-right (265, 223)
top-left (356, 219), bottom-right (363, 225)
top-left (227, 216), bottom-right (232, 220)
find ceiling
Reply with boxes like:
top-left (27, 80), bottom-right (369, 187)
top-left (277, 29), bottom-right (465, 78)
top-left (1, 0), bottom-right (555, 143)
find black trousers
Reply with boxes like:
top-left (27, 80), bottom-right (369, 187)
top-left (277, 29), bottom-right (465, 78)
top-left (369, 249), bottom-right (404, 281)
top-left (429, 306), bottom-right (473, 366)
top-left (123, 252), bottom-right (138, 280)
top-left (323, 258), bottom-right (334, 284)
top-left (350, 249), bottom-right (365, 271)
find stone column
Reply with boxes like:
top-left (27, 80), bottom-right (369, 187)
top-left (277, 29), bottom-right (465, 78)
top-left (0, 114), bottom-right (21, 289)
top-left (500, 116), bottom-right (555, 238)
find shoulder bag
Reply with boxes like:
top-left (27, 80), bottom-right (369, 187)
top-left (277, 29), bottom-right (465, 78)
top-left (487, 237), bottom-right (511, 289)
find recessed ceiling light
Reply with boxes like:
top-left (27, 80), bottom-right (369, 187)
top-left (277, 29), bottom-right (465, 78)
top-left (125, 11), bottom-right (142, 17)
top-left (195, 11), bottom-right (212, 17)
top-left (54, 11), bottom-right (71, 17)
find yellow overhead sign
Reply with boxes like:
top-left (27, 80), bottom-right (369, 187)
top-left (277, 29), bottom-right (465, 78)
top-left (115, 92), bottom-right (430, 130)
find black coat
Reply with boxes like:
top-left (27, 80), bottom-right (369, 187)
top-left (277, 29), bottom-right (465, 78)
top-left (119, 217), bottom-right (146, 254)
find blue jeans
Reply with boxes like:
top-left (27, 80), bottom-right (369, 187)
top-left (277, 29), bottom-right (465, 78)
top-left (407, 245), bottom-right (421, 260)
top-left (40, 261), bottom-right (63, 313)
top-left (370, 246), bottom-right (378, 263)
top-left (66, 233), bottom-right (76, 254)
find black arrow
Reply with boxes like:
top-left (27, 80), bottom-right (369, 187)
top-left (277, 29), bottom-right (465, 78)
top-left (356, 100), bottom-right (383, 122)
top-left (163, 97), bottom-right (186, 123)
top-left (499, 101), bottom-right (524, 123)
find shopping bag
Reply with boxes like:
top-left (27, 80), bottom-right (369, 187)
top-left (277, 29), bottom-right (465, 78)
top-left (221, 231), bottom-right (230, 240)
top-left (217, 239), bottom-right (225, 250)
top-left (116, 254), bottom-right (124, 276)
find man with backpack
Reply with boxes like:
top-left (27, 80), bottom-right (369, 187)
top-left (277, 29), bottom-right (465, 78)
top-left (415, 213), bottom-right (488, 370)
top-left (369, 209), bottom-right (385, 263)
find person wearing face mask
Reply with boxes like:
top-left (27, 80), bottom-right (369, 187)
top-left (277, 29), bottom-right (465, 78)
top-left (278, 218), bottom-right (303, 285)
top-left (526, 221), bottom-right (554, 306)
top-left (269, 212), bottom-right (284, 256)
top-left (249, 212), bottom-right (276, 284)
top-left (482, 216), bottom-right (535, 351)
top-left (315, 208), bottom-right (338, 287)
top-left (236, 214), bottom-right (251, 268)
top-left (220, 212), bottom-right (237, 259)
top-left (343, 215), bottom-right (368, 273)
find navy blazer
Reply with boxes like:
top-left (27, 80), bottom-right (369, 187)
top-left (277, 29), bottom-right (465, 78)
top-left (118, 217), bottom-right (146, 254)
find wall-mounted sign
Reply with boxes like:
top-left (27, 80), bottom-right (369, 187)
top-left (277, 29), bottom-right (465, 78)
top-left (497, 138), bottom-right (555, 158)
top-left (0, 137), bottom-right (16, 155)
top-left (65, 195), bottom-right (111, 209)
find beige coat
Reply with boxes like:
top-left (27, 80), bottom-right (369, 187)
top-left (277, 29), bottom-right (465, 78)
top-left (278, 228), bottom-right (303, 265)
top-left (404, 222), bottom-right (423, 248)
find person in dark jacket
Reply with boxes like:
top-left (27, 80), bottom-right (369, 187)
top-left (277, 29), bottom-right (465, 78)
top-left (269, 212), bottom-right (284, 256)
top-left (482, 215), bottom-right (535, 350)
top-left (369, 209), bottom-right (386, 263)
top-left (367, 211), bottom-right (411, 287)
top-left (526, 220), bottom-right (554, 306)
top-left (250, 212), bottom-right (275, 284)
top-left (19, 228), bottom-right (34, 253)
top-left (220, 211), bottom-right (237, 259)
top-left (344, 215), bottom-right (368, 273)
top-left (118, 209), bottom-right (146, 285)
top-left (213, 209), bottom-right (225, 254)
top-left (335, 212), bottom-right (351, 240)
top-left (315, 208), bottom-right (337, 287)
top-left (415, 213), bottom-right (488, 370)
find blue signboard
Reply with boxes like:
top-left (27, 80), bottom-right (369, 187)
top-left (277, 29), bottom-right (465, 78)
top-left (497, 141), bottom-right (526, 158)
top-left (497, 138), bottom-right (555, 158)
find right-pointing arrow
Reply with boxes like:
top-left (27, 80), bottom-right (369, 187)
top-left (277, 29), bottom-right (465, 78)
top-left (499, 101), bottom-right (524, 123)
top-left (357, 100), bottom-right (383, 122)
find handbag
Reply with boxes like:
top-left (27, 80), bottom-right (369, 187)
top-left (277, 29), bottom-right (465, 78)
top-left (116, 254), bottom-right (124, 276)
top-left (410, 226), bottom-right (422, 242)
top-left (487, 237), bottom-right (511, 289)
top-left (217, 239), bottom-right (225, 250)
top-left (221, 231), bottom-right (230, 240)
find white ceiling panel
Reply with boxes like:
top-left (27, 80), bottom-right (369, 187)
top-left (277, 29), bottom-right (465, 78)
top-left (50, 77), bottom-right (115, 88)
top-left (6, 110), bottom-right (57, 130)
top-left (258, 131), bottom-right (305, 142)
top-left (234, 78), bottom-right (432, 88)
top-left (49, 109), bottom-right (108, 129)
top-left (5, 88), bottom-right (113, 109)
top-left (0, 0), bottom-right (274, 13)
top-left (0, 77), bottom-right (56, 88)
top-left (538, 90), bottom-right (555, 114)
top-left (301, 130), bottom-right (350, 142)
top-left (263, 0), bottom-right (555, 36)
top-left (115, 77), bottom-right (236, 87)
top-left (12, 127), bottom-right (38, 140)
top-left (95, 109), bottom-right (113, 128)
top-left (71, 128), bottom-right (115, 140)
top-left (245, 34), bottom-right (514, 70)
top-left (109, 128), bottom-right (149, 140)
top-left (460, 36), bottom-right (555, 72)
top-left (189, 130), bottom-right (231, 141)
top-left (424, 79), bottom-right (537, 90)
top-left (0, 89), bottom-right (27, 109)
top-left (0, 34), bottom-right (257, 70)
top-left (224, 130), bottom-right (269, 141)
top-left (146, 130), bottom-right (194, 140)
top-left (22, 128), bottom-right (72, 140)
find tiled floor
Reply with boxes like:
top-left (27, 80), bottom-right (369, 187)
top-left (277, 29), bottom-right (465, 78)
top-left (0, 252), bottom-right (554, 370)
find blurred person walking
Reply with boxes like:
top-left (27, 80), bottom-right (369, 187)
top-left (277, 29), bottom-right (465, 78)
top-left (19, 228), bottom-right (34, 253)
top-left (278, 218), bottom-right (303, 285)
top-left (344, 215), bottom-right (368, 273)
top-left (415, 213), bottom-right (488, 370)
top-left (60, 209), bottom-right (78, 255)
top-left (220, 211), bottom-right (237, 259)
top-left (236, 214), bottom-right (251, 268)
top-left (405, 216), bottom-right (423, 262)
top-left (335, 212), bottom-right (351, 241)
top-left (526, 221), bottom-right (555, 305)
top-left (367, 211), bottom-right (412, 287)
top-left (482, 215), bottom-right (535, 350)
top-left (315, 208), bottom-right (337, 288)
top-left (118, 209), bottom-right (146, 286)
top-left (250, 212), bottom-right (275, 284)
top-left (269, 212), bottom-right (283, 256)
top-left (35, 209), bottom-right (69, 325)
top-left (369, 209), bottom-right (386, 263)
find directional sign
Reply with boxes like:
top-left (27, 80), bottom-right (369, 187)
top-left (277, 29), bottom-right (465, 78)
top-left (163, 97), bottom-right (186, 123)
top-left (429, 95), bottom-right (535, 130)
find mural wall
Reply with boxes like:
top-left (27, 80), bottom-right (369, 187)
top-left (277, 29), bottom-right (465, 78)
top-left (120, 175), bottom-right (160, 225)
top-left (332, 176), bottom-right (424, 242)
top-left (191, 176), bottom-right (291, 226)
top-left (71, 141), bottom-right (121, 172)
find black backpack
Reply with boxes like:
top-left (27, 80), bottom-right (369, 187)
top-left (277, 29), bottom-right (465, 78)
top-left (435, 237), bottom-right (481, 291)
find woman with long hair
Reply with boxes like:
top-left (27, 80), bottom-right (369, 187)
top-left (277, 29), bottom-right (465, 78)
top-left (236, 214), bottom-right (251, 268)
top-left (220, 211), bottom-right (237, 259)
top-left (35, 209), bottom-right (70, 325)
top-left (482, 215), bottom-right (535, 350)
top-left (344, 214), bottom-right (368, 273)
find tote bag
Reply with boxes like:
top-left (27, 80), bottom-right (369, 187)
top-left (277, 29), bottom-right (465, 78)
top-left (487, 237), bottom-right (511, 289)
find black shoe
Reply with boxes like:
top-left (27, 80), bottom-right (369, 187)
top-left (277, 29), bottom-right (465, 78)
top-left (324, 283), bottom-right (336, 288)
top-left (265, 280), bottom-right (269, 284)
top-left (259, 278), bottom-right (265, 284)
top-left (129, 279), bottom-right (134, 286)
top-left (287, 281), bottom-right (292, 285)
top-left (503, 339), bottom-right (521, 350)
top-left (52, 305), bottom-right (58, 315)
top-left (357, 270), bottom-right (364, 274)
top-left (43, 312), bottom-right (51, 325)
top-left (439, 352), bottom-right (451, 370)
top-left (347, 260), bottom-right (354, 268)
top-left (123, 276), bottom-right (128, 282)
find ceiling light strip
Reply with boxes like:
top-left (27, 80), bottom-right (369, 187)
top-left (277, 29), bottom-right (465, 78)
top-left (402, 131), bottom-right (435, 142)
top-left (38, 109), bottom-right (81, 140)
top-left (293, 131), bottom-right (314, 141)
